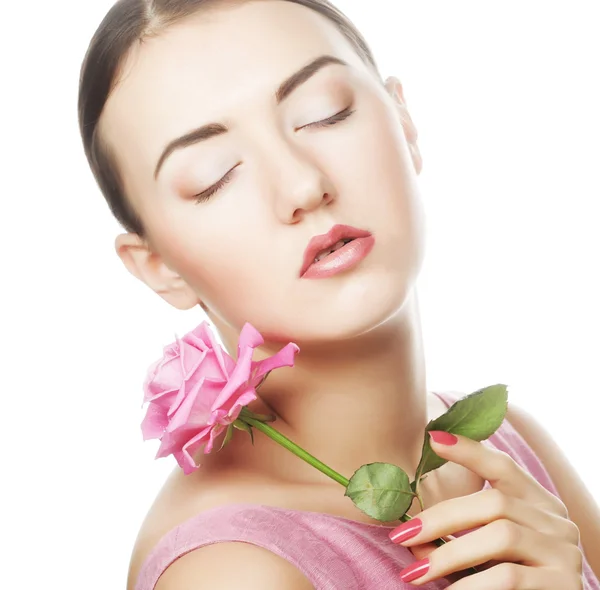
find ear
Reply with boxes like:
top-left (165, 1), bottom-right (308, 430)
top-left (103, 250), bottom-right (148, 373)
top-left (385, 76), bottom-right (423, 175)
top-left (114, 233), bottom-right (199, 311)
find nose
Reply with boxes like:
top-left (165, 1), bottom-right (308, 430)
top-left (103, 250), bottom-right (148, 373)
top-left (267, 139), bottom-right (336, 224)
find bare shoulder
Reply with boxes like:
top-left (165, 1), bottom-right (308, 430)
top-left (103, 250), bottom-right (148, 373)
top-left (126, 468), bottom-right (239, 590)
top-left (126, 465), bottom-right (312, 590)
top-left (127, 474), bottom-right (316, 590)
top-left (126, 473), bottom-right (181, 590)
top-left (154, 542), bottom-right (315, 590)
top-left (505, 402), bottom-right (597, 504)
top-left (506, 403), bottom-right (600, 574)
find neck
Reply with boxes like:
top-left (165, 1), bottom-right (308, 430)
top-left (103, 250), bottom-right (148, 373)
top-left (212, 290), bottom-right (430, 486)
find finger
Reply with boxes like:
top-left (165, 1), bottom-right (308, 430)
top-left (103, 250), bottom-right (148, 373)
top-left (409, 541), bottom-right (481, 587)
top-left (397, 521), bottom-right (575, 585)
top-left (409, 542), bottom-right (437, 562)
top-left (389, 488), bottom-right (579, 547)
top-left (446, 564), bottom-right (581, 590)
top-left (428, 431), bottom-right (561, 508)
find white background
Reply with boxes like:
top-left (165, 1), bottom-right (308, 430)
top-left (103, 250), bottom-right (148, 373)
top-left (2, 1), bottom-right (598, 587)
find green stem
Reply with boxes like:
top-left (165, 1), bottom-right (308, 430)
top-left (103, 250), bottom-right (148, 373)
top-left (240, 417), bottom-right (350, 487)
top-left (238, 414), bottom-right (477, 575)
top-left (413, 471), bottom-right (424, 505)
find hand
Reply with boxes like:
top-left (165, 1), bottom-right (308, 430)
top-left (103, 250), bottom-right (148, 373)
top-left (388, 431), bottom-right (584, 589)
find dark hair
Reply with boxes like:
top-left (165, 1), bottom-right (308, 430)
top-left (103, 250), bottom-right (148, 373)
top-left (78, 0), bottom-right (381, 238)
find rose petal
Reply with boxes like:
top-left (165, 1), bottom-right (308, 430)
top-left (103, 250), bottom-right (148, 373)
top-left (250, 342), bottom-right (300, 386)
top-left (167, 382), bottom-right (186, 417)
top-left (208, 408), bottom-right (228, 426)
top-left (156, 424), bottom-right (210, 459)
top-left (191, 322), bottom-right (232, 378)
top-left (179, 425), bottom-right (215, 471)
top-left (168, 340), bottom-right (204, 412)
top-left (209, 359), bottom-right (253, 412)
top-left (166, 376), bottom-right (206, 432)
top-left (142, 321), bottom-right (299, 475)
top-left (172, 450), bottom-right (189, 473)
top-left (203, 423), bottom-right (227, 455)
top-left (140, 403), bottom-right (169, 440)
top-left (238, 323), bottom-right (264, 357)
top-left (226, 388), bottom-right (258, 421)
top-left (155, 430), bottom-right (182, 459)
top-left (144, 354), bottom-right (184, 399)
top-left (146, 386), bottom-right (179, 410)
top-left (209, 327), bottom-right (262, 410)
top-left (179, 342), bottom-right (208, 383)
top-left (173, 447), bottom-right (203, 475)
top-left (159, 331), bottom-right (213, 416)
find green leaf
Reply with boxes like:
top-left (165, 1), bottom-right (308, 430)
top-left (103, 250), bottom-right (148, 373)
top-left (233, 419), bottom-right (255, 445)
top-left (414, 384), bottom-right (509, 484)
top-left (345, 462), bottom-right (414, 522)
top-left (218, 424), bottom-right (235, 452)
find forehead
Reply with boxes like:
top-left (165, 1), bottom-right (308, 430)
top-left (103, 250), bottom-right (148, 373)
top-left (100, 1), bottom-right (368, 174)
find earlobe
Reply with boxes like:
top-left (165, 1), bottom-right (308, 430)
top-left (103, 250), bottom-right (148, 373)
top-left (114, 233), bottom-right (199, 310)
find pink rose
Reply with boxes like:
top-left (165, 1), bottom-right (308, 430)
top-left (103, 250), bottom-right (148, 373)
top-left (141, 321), bottom-right (299, 474)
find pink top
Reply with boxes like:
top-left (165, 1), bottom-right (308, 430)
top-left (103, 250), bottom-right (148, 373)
top-left (135, 391), bottom-right (600, 589)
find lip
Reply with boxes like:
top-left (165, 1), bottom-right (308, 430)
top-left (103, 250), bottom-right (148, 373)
top-left (300, 224), bottom-right (373, 278)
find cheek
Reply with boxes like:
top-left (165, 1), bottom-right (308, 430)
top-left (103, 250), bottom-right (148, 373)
top-left (333, 102), bottom-right (416, 221)
top-left (342, 103), bottom-right (424, 254)
top-left (329, 100), bottom-right (406, 182)
top-left (159, 219), bottom-right (251, 284)
top-left (150, 204), bottom-right (274, 313)
top-left (360, 107), bottom-right (410, 179)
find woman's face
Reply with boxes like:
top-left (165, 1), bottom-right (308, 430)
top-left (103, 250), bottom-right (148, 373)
top-left (101, 0), bottom-right (425, 344)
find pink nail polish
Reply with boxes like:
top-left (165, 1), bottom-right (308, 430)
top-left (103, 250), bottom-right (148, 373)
top-left (399, 558), bottom-right (430, 583)
top-left (429, 431), bottom-right (458, 446)
top-left (389, 518), bottom-right (423, 544)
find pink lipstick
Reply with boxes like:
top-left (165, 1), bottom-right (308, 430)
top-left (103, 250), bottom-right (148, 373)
top-left (300, 224), bottom-right (375, 279)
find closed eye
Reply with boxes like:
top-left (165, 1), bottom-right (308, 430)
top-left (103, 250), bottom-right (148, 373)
top-left (194, 164), bottom-right (239, 204)
top-left (304, 106), bottom-right (356, 130)
top-left (193, 107), bottom-right (355, 204)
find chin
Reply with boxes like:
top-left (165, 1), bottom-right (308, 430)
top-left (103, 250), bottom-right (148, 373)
top-left (260, 272), bottom-right (416, 346)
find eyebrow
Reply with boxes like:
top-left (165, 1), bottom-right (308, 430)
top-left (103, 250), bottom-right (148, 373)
top-left (153, 54), bottom-right (349, 179)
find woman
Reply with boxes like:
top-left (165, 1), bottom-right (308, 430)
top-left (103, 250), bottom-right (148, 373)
top-left (78, 1), bottom-right (600, 588)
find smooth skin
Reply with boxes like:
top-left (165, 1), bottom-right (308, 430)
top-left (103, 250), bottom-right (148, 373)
top-left (150, 406), bottom-right (600, 589)
top-left (95, 1), bottom-right (600, 588)
top-left (395, 432), bottom-right (585, 588)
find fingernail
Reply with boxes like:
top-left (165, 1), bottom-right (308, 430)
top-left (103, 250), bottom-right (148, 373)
top-left (429, 431), bottom-right (458, 446)
top-left (399, 557), bottom-right (430, 583)
top-left (389, 518), bottom-right (423, 544)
